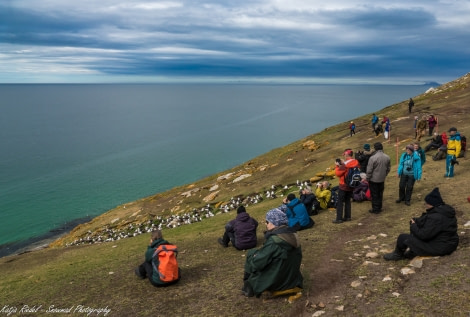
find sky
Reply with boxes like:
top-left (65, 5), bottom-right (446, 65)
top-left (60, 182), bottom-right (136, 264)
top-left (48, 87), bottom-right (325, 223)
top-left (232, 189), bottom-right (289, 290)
top-left (1, 0), bottom-right (469, 84)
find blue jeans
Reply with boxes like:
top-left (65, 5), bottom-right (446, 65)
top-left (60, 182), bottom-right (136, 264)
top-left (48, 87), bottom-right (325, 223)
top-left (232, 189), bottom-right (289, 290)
top-left (445, 155), bottom-right (455, 177)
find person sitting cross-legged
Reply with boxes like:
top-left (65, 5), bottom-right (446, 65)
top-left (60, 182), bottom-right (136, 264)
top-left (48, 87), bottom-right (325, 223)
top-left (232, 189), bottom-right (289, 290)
top-left (217, 205), bottom-right (258, 250)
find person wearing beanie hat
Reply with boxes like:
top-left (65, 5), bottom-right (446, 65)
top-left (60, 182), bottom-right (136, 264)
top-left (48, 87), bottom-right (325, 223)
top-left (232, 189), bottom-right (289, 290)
top-left (241, 208), bottom-right (303, 297)
top-left (445, 127), bottom-right (462, 178)
top-left (283, 193), bottom-right (315, 230)
top-left (218, 205), bottom-right (258, 250)
top-left (355, 144), bottom-right (375, 173)
top-left (333, 148), bottom-right (360, 223)
top-left (384, 187), bottom-right (459, 261)
top-left (396, 144), bottom-right (422, 206)
top-left (366, 141), bottom-right (391, 214)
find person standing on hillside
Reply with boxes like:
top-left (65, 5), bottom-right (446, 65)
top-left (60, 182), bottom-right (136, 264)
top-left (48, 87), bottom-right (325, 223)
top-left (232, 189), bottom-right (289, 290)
top-left (384, 187), bottom-right (459, 261)
top-left (371, 114), bottom-right (379, 132)
top-left (242, 208), bottom-right (303, 297)
top-left (396, 144), bottom-right (422, 206)
top-left (355, 143), bottom-right (375, 173)
top-left (416, 115), bottom-right (427, 141)
top-left (349, 121), bottom-right (356, 137)
top-left (445, 127), bottom-right (462, 178)
top-left (366, 142), bottom-right (391, 214)
top-left (408, 98), bottom-right (414, 113)
top-left (427, 114), bottom-right (438, 136)
top-left (332, 149), bottom-right (359, 223)
top-left (218, 205), bottom-right (258, 250)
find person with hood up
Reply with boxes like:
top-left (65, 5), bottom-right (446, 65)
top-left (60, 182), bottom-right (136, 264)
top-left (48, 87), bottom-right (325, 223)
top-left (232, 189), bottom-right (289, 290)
top-left (242, 208), bottom-right (303, 297)
top-left (333, 149), bottom-right (360, 223)
top-left (396, 144), bottom-right (422, 206)
top-left (384, 187), bottom-right (459, 261)
top-left (282, 193), bottom-right (314, 230)
top-left (299, 185), bottom-right (319, 216)
top-left (445, 127), bottom-right (461, 178)
top-left (218, 205), bottom-right (258, 250)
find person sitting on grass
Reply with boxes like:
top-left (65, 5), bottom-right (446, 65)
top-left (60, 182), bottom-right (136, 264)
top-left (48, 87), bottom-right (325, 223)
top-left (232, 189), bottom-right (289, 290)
top-left (217, 205), bottom-right (258, 250)
top-left (314, 181), bottom-right (332, 210)
top-left (135, 230), bottom-right (181, 287)
top-left (352, 173), bottom-right (370, 202)
top-left (282, 193), bottom-right (314, 231)
top-left (241, 208), bottom-right (303, 298)
top-left (384, 187), bottom-right (459, 261)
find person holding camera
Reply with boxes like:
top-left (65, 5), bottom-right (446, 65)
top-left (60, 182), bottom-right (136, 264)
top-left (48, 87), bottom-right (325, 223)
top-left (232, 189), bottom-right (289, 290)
top-left (332, 149), bottom-right (359, 223)
top-left (396, 144), bottom-right (422, 206)
top-left (384, 187), bottom-right (459, 261)
top-left (314, 181), bottom-right (332, 210)
top-left (299, 186), bottom-right (319, 216)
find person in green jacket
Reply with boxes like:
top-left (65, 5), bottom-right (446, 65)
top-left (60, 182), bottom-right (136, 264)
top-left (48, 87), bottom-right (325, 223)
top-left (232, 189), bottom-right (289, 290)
top-left (241, 208), bottom-right (303, 297)
top-left (135, 230), bottom-right (181, 287)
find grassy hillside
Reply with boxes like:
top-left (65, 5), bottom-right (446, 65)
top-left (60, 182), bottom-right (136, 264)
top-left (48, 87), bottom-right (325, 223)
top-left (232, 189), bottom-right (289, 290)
top-left (1, 73), bottom-right (469, 317)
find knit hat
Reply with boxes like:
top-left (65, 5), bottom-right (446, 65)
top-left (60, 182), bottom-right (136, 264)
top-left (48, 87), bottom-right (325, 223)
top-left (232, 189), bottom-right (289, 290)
top-left (266, 208), bottom-right (288, 227)
top-left (406, 144), bottom-right (414, 151)
top-left (425, 188), bottom-right (444, 207)
top-left (373, 142), bottom-right (383, 150)
top-left (343, 149), bottom-right (353, 156)
top-left (363, 144), bottom-right (370, 151)
top-left (237, 205), bottom-right (246, 214)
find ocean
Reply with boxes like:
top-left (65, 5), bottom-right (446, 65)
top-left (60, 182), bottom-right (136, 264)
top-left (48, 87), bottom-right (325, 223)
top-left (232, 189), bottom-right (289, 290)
top-left (0, 83), bottom-right (433, 256)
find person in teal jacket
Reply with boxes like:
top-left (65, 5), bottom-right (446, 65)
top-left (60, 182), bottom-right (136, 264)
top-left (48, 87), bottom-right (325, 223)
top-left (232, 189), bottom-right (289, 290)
top-left (282, 193), bottom-right (314, 231)
top-left (396, 144), bottom-right (422, 206)
top-left (242, 208), bottom-right (303, 297)
top-left (135, 230), bottom-right (181, 287)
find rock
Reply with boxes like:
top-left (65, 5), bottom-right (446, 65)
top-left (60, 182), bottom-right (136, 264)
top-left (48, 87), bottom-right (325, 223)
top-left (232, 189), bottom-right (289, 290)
top-left (362, 261), bottom-right (380, 266)
top-left (400, 267), bottom-right (415, 275)
top-left (382, 275), bottom-right (392, 281)
top-left (378, 233), bottom-right (388, 237)
top-left (366, 252), bottom-right (379, 258)
top-left (351, 280), bottom-right (361, 288)
top-left (312, 311), bottom-right (325, 317)
top-left (366, 235), bottom-right (377, 240)
top-left (203, 190), bottom-right (220, 202)
top-left (232, 174), bottom-right (252, 183)
top-left (318, 302), bottom-right (326, 308)
top-left (464, 221), bottom-right (470, 227)
top-left (335, 305), bottom-right (344, 311)
top-left (209, 184), bottom-right (219, 192)
top-left (392, 292), bottom-right (401, 297)
top-left (409, 258), bottom-right (423, 268)
top-left (217, 173), bottom-right (234, 181)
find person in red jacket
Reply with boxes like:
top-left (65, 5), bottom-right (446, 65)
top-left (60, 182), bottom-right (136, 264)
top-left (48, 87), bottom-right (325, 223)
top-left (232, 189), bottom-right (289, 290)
top-left (333, 149), bottom-right (360, 223)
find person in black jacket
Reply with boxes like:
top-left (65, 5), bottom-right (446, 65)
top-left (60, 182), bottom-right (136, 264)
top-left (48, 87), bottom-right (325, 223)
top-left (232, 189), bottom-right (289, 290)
top-left (218, 206), bottom-right (258, 250)
top-left (355, 144), bottom-right (374, 173)
top-left (384, 187), bottom-right (459, 261)
top-left (299, 185), bottom-right (319, 216)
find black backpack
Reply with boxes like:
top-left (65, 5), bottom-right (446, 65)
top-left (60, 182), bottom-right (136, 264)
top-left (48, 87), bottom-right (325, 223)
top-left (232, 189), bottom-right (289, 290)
top-left (345, 166), bottom-right (362, 188)
top-left (458, 135), bottom-right (466, 158)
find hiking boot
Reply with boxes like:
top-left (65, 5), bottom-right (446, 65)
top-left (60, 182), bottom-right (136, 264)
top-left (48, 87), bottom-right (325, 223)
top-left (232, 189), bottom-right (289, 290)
top-left (368, 209), bottom-right (380, 214)
top-left (242, 281), bottom-right (254, 297)
top-left (342, 218), bottom-right (352, 222)
top-left (218, 237), bottom-right (228, 247)
top-left (383, 249), bottom-right (405, 261)
top-left (395, 199), bottom-right (402, 203)
top-left (332, 219), bottom-right (343, 224)
top-left (405, 201), bottom-right (411, 206)
top-left (135, 268), bottom-right (146, 279)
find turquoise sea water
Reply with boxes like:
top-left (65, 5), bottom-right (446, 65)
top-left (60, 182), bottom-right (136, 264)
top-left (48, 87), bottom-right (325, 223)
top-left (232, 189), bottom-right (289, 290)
top-left (0, 83), bottom-right (433, 256)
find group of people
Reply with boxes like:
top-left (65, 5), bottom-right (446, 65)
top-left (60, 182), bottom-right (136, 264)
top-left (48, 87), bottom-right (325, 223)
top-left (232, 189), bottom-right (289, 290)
top-left (132, 114), bottom-right (461, 299)
top-left (371, 114), bottom-right (391, 139)
top-left (414, 114), bottom-right (438, 141)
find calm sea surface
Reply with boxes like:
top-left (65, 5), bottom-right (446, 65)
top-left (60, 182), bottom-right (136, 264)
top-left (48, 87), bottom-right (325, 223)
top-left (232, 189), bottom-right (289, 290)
top-left (0, 83), bottom-right (432, 255)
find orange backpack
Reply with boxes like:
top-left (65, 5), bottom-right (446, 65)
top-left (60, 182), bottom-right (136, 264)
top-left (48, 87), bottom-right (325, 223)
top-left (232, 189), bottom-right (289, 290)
top-left (152, 244), bottom-right (179, 283)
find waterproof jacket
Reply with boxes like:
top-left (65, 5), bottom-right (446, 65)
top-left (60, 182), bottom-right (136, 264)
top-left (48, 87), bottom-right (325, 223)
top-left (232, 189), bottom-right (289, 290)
top-left (428, 116), bottom-right (437, 128)
top-left (415, 147), bottom-right (426, 166)
top-left (315, 187), bottom-right (332, 210)
top-left (244, 225), bottom-right (303, 296)
top-left (366, 150), bottom-right (391, 183)
top-left (408, 204), bottom-right (459, 256)
top-left (353, 180), bottom-right (370, 202)
top-left (447, 132), bottom-right (461, 157)
top-left (335, 158), bottom-right (360, 191)
top-left (299, 193), bottom-right (317, 216)
top-left (285, 198), bottom-right (311, 228)
top-left (355, 149), bottom-right (375, 172)
top-left (228, 212), bottom-right (258, 250)
top-left (397, 151), bottom-right (422, 180)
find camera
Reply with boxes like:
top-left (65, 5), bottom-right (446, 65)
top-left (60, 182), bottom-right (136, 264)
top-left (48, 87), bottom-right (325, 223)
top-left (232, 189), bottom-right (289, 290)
top-left (335, 158), bottom-right (341, 164)
top-left (406, 167), bottom-right (412, 171)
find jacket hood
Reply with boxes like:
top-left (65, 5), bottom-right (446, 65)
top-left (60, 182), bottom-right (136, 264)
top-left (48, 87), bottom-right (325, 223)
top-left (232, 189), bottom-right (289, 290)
top-left (236, 211), bottom-right (252, 222)
top-left (428, 204), bottom-right (456, 219)
top-left (287, 198), bottom-right (300, 208)
top-left (265, 225), bottom-right (300, 248)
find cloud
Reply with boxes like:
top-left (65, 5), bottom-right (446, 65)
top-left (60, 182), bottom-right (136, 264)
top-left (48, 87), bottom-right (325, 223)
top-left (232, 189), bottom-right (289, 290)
top-left (0, 0), bottom-right (469, 83)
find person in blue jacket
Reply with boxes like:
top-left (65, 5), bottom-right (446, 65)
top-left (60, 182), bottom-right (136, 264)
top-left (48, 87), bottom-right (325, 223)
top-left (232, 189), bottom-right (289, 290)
top-left (396, 144), bottom-right (422, 206)
top-left (282, 193), bottom-right (314, 231)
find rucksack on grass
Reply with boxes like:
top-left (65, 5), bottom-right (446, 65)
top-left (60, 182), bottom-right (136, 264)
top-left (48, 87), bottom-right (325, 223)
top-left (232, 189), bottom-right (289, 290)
top-left (152, 244), bottom-right (180, 283)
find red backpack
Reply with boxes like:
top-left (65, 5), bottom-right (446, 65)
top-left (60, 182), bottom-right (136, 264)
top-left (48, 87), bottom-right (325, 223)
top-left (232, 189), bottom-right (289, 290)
top-left (152, 244), bottom-right (180, 283)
